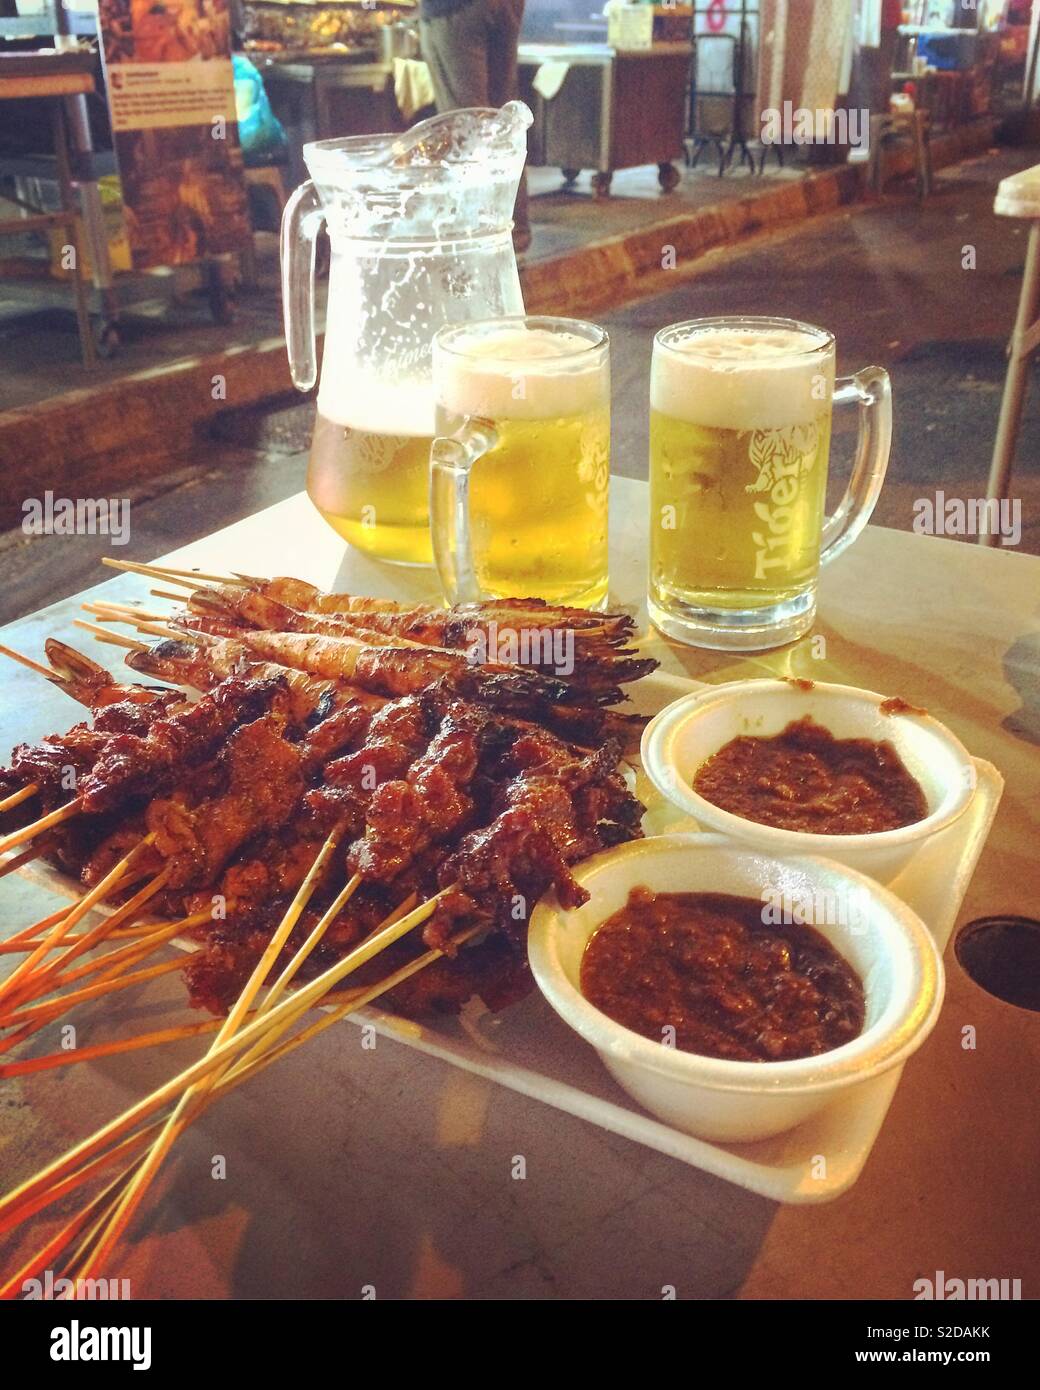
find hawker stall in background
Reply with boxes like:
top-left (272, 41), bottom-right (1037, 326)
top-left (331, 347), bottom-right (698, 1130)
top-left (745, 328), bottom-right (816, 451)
top-left (0, 0), bottom-right (249, 362)
top-left (892, 0), bottom-right (1021, 128)
top-left (237, 0), bottom-right (424, 191)
top-left (2, 0), bottom-right (1037, 368)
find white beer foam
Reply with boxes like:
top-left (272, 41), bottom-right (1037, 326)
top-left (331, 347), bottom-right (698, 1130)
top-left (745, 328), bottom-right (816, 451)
top-left (435, 325), bottom-right (607, 421)
top-left (651, 326), bottom-right (834, 431)
top-left (316, 370), bottom-right (436, 437)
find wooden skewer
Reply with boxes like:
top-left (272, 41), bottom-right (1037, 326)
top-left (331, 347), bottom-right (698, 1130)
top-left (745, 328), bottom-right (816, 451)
top-left (72, 620), bottom-right (147, 653)
top-left (0, 799), bottom-right (82, 859)
top-left (241, 925), bottom-right (479, 1086)
top-left (0, 891), bottom-right (444, 1239)
top-left (101, 558), bottom-right (247, 587)
top-left (0, 838), bottom-right (152, 1009)
top-left (0, 843), bottom-right (43, 880)
top-left (258, 875), bottom-right (362, 1015)
top-left (74, 826), bottom-right (355, 1275)
top-left (2, 903), bottom-right (461, 1294)
top-left (0, 1015), bottom-right (226, 1080)
top-left (0, 865), bottom-right (156, 1011)
top-left (82, 600), bottom-right (170, 624)
top-left (0, 877), bottom-right (156, 954)
top-left (0, 1160), bottom-right (145, 1302)
top-left (62, 923), bottom-right (473, 1292)
top-left (0, 642), bottom-right (57, 681)
top-left (2, 895), bottom-right (414, 1076)
top-left (0, 935), bottom-right (83, 954)
top-left (82, 609), bottom-right (189, 645)
top-left (42, 910), bottom-right (211, 995)
top-left (0, 920), bottom-right (174, 1055)
top-left (0, 922), bottom-right (411, 1289)
top-left (27, 916), bottom-right (463, 1293)
top-left (0, 925), bottom-right (160, 954)
top-left (0, 785), bottom-right (39, 816)
top-left (0, 956), bottom-right (186, 1034)
top-left (7, 867), bottom-right (173, 1012)
top-left (150, 587), bottom-right (194, 603)
top-left (15, 861), bottom-right (172, 1006)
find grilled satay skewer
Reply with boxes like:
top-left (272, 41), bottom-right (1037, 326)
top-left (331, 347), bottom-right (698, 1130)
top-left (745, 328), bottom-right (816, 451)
top-left (101, 557), bottom-right (640, 652)
top-left (82, 602), bottom-right (645, 750)
top-left (0, 688), bottom-right (376, 1017)
top-left (182, 582), bottom-right (657, 690)
top-left (0, 643), bottom-right (185, 830)
top-left (189, 707), bottom-right (644, 1021)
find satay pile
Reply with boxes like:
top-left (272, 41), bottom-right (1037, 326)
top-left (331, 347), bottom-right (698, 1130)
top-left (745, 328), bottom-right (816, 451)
top-left (1, 580), bottom-right (656, 1020)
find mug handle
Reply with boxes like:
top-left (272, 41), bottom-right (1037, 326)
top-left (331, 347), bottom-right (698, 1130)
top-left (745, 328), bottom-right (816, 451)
top-left (280, 179), bottom-right (325, 392)
top-left (429, 417), bottom-right (499, 605)
top-left (820, 365), bottom-right (892, 565)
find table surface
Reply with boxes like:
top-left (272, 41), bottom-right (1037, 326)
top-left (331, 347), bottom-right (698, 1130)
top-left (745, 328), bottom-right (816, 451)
top-left (1, 478), bottom-right (1037, 1300)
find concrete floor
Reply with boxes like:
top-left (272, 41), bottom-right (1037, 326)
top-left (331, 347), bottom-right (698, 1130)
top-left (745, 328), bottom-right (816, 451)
top-left (1, 144), bottom-right (1037, 624)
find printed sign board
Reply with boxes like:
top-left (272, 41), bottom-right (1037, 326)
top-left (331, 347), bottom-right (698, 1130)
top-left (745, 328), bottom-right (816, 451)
top-left (97, 0), bottom-right (250, 268)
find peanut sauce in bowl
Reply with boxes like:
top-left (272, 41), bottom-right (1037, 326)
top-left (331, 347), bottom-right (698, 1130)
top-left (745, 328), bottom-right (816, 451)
top-left (580, 887), bottom-right (865, 1063)
top-left (692, 716), bottom-right (928, 836)
top-left (640, 679), bottom-right (977, 882)
top-left (527, 835), bottom-right (945, 1143)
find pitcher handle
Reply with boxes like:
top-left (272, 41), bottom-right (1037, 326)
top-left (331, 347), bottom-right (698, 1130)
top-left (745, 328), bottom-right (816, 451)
top-left (429, 418), bottom-right (499, 605)
top-left (280, 179), bottom-right (325, 392)
top-left (820, 365), bottom-right (892, 566)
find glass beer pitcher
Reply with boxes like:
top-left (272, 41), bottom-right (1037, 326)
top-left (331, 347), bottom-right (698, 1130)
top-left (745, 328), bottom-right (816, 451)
top-left (281, 101), bottom-right (531, 564)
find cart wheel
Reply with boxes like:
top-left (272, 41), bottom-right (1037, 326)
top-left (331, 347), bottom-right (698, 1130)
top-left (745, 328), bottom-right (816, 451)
top-left (93, 320), bottom-right (120, 359)
top-left (561, 168), bottom-right (581, 186)
top-left (208, 284), bottom-right (236, 327)
top-left (658, 163), bottom-right (681, 193)
top-left (591, 171), bottom-right (613, 198)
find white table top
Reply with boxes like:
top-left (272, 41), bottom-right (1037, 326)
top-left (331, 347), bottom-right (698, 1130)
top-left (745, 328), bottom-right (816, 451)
top-left (1, 479), bottom-right (1038, 1300)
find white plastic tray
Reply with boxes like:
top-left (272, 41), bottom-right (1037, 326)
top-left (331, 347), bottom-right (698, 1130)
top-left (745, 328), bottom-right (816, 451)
top-left (11, 671), bottom-right (1003, 1204)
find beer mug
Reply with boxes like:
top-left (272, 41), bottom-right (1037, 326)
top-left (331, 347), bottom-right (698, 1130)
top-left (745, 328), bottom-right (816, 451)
top-left (430, 315), bottom-right (611, 608)
top-left (649, 315), bottom-right (892, 649)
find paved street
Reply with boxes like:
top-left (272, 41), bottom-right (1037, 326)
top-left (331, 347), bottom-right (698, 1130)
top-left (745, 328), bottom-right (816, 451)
top-left (1, 145), bottom-right (1037, 624)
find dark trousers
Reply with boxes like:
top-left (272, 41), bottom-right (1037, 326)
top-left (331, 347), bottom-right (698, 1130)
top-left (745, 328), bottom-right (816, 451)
top-left (420, 0), bottom-right (530, 244)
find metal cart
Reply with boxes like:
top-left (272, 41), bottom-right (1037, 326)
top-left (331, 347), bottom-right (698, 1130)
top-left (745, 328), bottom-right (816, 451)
top-left (518, 42), bottom-right (691, 196)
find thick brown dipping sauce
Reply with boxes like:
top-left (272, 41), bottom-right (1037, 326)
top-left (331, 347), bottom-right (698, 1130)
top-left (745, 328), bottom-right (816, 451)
top-left (580, 888), bottom-right (865, 1062)
top-left (692, 716), bottom-right (928, 835)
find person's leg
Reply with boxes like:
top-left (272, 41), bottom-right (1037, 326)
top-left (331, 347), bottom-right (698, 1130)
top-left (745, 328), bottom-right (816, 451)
top-left (420, 2), bottom-right (491, 111)
top-left (487, 0), bottom-right (530, 250)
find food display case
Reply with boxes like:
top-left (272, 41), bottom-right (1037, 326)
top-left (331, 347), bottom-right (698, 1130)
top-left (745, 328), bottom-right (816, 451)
top-left (238, 0), bottom-right (421, 186)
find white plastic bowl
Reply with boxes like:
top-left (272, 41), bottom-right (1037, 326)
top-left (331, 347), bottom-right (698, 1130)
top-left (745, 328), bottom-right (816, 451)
top-left (640, 679), bottom-right (976, 882)
top-left (528, 834), bottom-right (944, 1143)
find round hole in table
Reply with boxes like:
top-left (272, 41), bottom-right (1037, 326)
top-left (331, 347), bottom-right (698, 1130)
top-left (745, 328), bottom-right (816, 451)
top-left (955, 916), bottom-right (1040, 1012)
